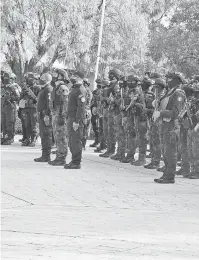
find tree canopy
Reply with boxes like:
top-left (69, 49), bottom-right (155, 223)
top-left (1, 0), bottom-right (198, 82)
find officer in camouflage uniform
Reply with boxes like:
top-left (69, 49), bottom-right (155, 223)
top-left (153, 73), bottom-right (186, 184)
top-left (183, 82), bottom-right (199, 179)
top-left (144, 78), bottom-right (167, 169)
top-left (99, 78), bottom-right (115, 157)
top-left (100, 69), bottom-right (121, 158)
top-left (93, 79), bottom-right (107, 153)
top-left (1, 72), bottom-right (20, 145)
top-left (120, 75), bottom-right (140, 163)
top-left (175, 84), bottom-right (195, 176)
top-left (82, 78), bottom-right (93, 150)
top-left (129, 78), bottom-right (149, 166)
top-left (48, 69), bottom-right (70, 166)
top-left (90, 78), bottom-right (101, 148)
top-left (64, 71), bottom-right (87, 169)
top-left (19, 73), bottom-right (40, 147)
top-left (34, 73), bottom-right (53, 162)
top-left (110, 81), bottom-right (126, 161)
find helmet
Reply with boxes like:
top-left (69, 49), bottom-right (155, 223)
top-left (154, 78), bottom-right (166, 88)
top-left (95, 77), bottom-right (102, 84)
top-left (150, 72), bottom-right (162, 79)
top-left (109, 68), bottom-right (122, 80)
top-left (127, 75), bottom-right (140, 83)
top-left (40, 73), bottom-right (52, 84)
top-left (166, 72), bottom-right (185, 83)
top-left (141, 77), bottom-right (152, 90)
top-left (142, 77), bottom-right (152, 85)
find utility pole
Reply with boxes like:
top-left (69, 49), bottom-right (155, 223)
top-left (93, 0), bottom-right (106, 89)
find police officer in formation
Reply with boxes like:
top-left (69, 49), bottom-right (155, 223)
top-left (48, 68), bottom-right (70, 166)
top-left (1, 68), bottom-right (199, 180)
top-left (19, 72), bottom-right (40, 147)
top-left (90, 69), bottom-right (199, 183)
top-left (1, 72), bottom-right (20, 145)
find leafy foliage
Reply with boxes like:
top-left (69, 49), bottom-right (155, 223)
top-left (1, 0), bottom-right (198, 82)
top-left (148, 0), bottom-right (199, 77)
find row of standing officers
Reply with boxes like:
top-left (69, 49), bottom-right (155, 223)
top-left (1, 68), bottom-right (199, 182)
top-left (90, 69), bottom-right (199, 183)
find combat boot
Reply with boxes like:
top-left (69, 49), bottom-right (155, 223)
top-left (184, 171), bottom-right (199, 179)
top-left (132, 154), bottom-right (146, 166)
top-left (94, 147), bottom-right (106, 153)
top-left (64, 163), bottom-right (81, 169)
top-left (99, 150), bottom-right (109, 157)
top-left (154, 176), bottom-right (175, 184)
top-left (21, 138), bottom-right (30, 146)
top-left (48, 158), bottom-right (65, 166)
top-left (1, 137), bottom-right (6, 145)
top-left (144, 162), bottom-right (160, 169)
top-left (110, 153), bottom-right (121, 161)
top-left (2, 139), bottom-right (12, 145)
top-left (103, 151), bottom-right (114, 158)
top-left (120, 154), bottom-right (135, 163)
top-left (34, 151), bottom-right (50, 162)
top-left (103, 145), bottom-right (115, 158)
top-left (28, 136), bottom-right (37, 147)
top-left (19, 137), bottom-right (26, 142)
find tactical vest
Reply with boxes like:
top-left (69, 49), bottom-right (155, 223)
top-left (102, 87), bottom-right (111, 109)
top-left (51, 83), bottom-right (64, 108)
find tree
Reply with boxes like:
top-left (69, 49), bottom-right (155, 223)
top-left (1, 0), bottom-right (99, 82)
top-left (148, 0), bottom-right (199, 77)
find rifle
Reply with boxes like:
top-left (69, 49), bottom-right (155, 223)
top-left (178, 100), bottom-right (194, 129)
top-left (23, 84), bottom-right (37, 101)
top-left (126, 90), bottom-right (139, 112)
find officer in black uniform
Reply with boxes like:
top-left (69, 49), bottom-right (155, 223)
top-left (64, 71), bottom-right (87, 169)
top-left (34, 73), bottom-right (53, 162)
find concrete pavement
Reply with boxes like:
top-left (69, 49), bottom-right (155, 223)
top-left (1, 137), bottom-right (199, 259)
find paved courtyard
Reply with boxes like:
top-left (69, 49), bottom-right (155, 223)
top-left (1, 137), bottom-right (199, 260)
